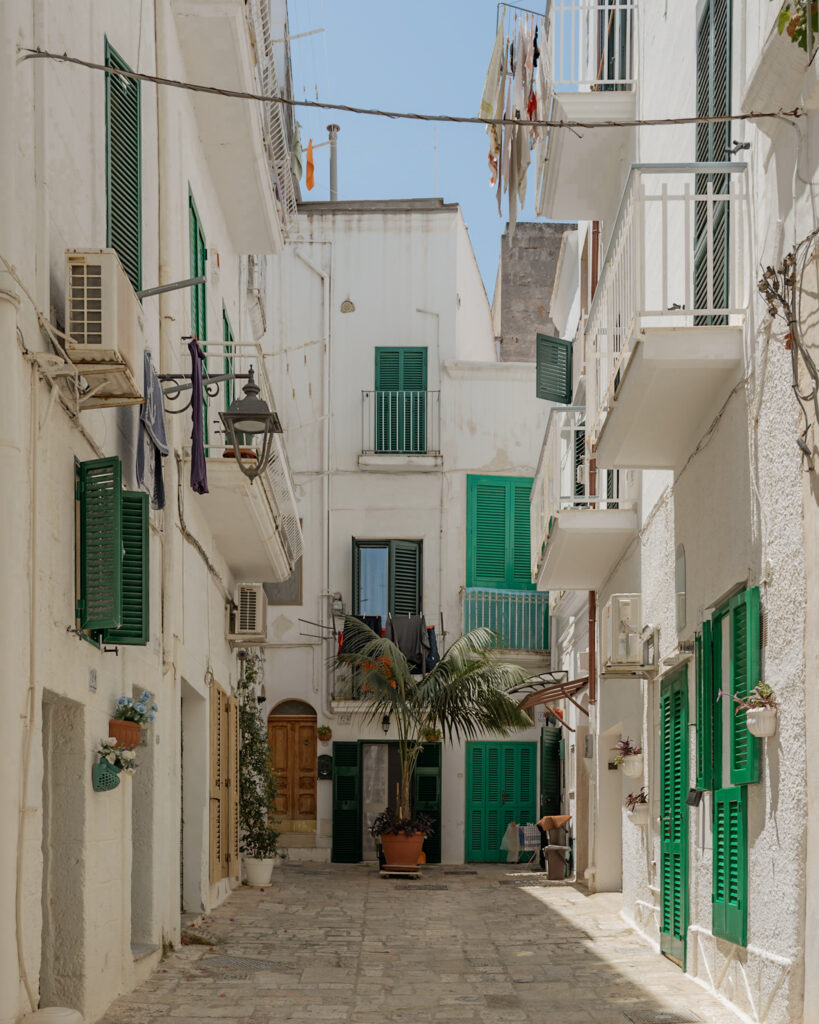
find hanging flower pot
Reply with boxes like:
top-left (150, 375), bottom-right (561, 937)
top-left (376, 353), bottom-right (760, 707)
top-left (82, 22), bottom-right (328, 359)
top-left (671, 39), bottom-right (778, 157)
top-left (621, 753), bottom-right (643, 778)
top-left (108, 719), bottom-right (141, 749)
top-left (629, 803), bottom-right (649, 826)
top-left (746, 707), bottom-right (778, 738)
top-left (92, 761), bottom-right (121, 792)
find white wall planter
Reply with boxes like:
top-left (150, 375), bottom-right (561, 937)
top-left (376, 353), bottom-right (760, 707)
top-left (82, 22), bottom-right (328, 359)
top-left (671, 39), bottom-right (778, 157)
top-left (244, 857), bottom-right (274, 886)
top-left (746, 707), bottom-right (778, 738)
top-left (621, 753), bottom-right (643, 778)
top-left (628, 804), bottom-right (649, 826)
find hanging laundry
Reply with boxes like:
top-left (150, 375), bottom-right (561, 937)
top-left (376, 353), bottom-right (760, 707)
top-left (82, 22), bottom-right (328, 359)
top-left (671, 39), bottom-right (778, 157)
top-left (136, 350), bottom-right (169, 510)
top-left (533, 25), bottom-right (540, 68)
top-left (291, 120), bottom-right (303, 181)
top-left (480, 19), bottom-right (505, 120)
top-left (306, 138), bottom-right (315, 191)
top-left (387, 614), bottom-right (430, 672)
top-left (188, 339), bottom-right (208, 495)
top-left (425, 626), bottom-right (441, 672)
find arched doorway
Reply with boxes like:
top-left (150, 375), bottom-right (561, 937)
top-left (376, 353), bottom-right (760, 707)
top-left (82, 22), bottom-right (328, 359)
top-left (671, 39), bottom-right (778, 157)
top-left (268, 700), bottom-right (317, 833)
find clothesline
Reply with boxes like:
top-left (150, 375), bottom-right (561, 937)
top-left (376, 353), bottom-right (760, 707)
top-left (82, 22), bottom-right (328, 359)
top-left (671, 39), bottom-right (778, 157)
top-left (17, 48), bottom-right (805, 131)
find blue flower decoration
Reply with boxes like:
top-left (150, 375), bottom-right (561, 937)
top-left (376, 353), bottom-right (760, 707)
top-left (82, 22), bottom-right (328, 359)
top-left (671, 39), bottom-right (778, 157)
top-left (116, 696), bottom-right (128, 706)
top-left (141, 690), bottom-right (151, 701)
top-left (150, 703), bottom-right (158, 712)
top-left (148, 713), bottom-right (155, 722)
top-left (135, 702), bottom-right (147, 715)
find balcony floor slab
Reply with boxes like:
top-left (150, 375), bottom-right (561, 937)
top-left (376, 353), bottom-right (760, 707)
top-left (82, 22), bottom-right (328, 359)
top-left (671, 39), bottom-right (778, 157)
top-left (537, 507), bottom-right (638, 591)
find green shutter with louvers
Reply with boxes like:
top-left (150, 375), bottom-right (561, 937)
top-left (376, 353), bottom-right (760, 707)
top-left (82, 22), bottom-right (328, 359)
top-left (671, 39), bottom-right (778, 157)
top-left (104, 491), bottom-right (149, 645)
top-left (660, 668), bottom-right (689, 967)
top-left (536, 334), bottom-right (573, 404)
top-left (389, 540), bottom-right (422, 616)
top-left (78, 457), bottom-right (123, 632)
top-left (540, 726), bottom-right (561, 816)
top-left (713, 786), bottom-right (747, 945)
top-left (374, 348), bottom-right (427, 453)
top-left (189, 192), bottom-right (208, 441)
top-left (105, 41), bottom-right (141, 292)
top-left (695, 620), bottom-right (714, 790)
top-left (510, 479), bottom-right (534, 589)
top-left (413, 742), bottom-right (442, 863)
top-left (729, 587), bottom-right (760, 785)
top-left (331, 741), bottom-right (361, 862)
top-left (466, 475), bottom-right (535, 590)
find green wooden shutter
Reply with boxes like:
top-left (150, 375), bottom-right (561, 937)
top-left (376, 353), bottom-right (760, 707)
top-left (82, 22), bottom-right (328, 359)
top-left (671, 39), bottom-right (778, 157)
top-left (540, 726), bottom-right (561, 816)
top-left (78, 457), bottom-right (123, 632)
top-left (105, 41), bottom-right (141, 292)
top-left (189, 193), bottom-right (208, 442)
top-left (536, 334), bottom-right (573, 404)
top-left (104, 491), bottom-right (149, 645)
top-left (510, 479), bottom-right (534, 590)
top-left (466, 743), bottom-right (486, 861)
top-left (729, 587), bottom-right (760, 785)
top-left (467, 476), bottom-right (507, 588)
top-left (331, 742), bottom-right (361, 862)
top-left (413, 742), bottom-right (442, 863)
top-left (695, 620), bottom-right (714, 790)
top-left (389, 540), bottom-right (422, 616)
top-left (351, 538), bottom-right (361, 615)
top-left (374, 348), bottom-right (427, 453)
top-left (713, 786), bottom-right (747, 945)
top-left (223, 307), bottom-right (235, 410)
top-left (660, 669), bottom-right (689, 967)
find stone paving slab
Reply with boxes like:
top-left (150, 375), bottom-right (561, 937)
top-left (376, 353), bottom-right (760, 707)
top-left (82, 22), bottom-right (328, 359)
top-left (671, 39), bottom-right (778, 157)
top-left (97, 865), bottom-right (742, 1024)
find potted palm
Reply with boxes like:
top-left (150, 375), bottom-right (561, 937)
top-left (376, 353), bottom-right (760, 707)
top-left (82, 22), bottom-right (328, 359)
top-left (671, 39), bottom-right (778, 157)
top-left (237, 652), bottom-right (281, 886)
top-left (613, 737), bottom-right (643, 778)
top-left (337, 617), bottom-right (532, 871)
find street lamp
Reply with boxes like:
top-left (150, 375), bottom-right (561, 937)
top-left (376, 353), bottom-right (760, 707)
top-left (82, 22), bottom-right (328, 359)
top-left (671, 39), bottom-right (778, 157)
top-left (219, 366), bottom-right (282, 483)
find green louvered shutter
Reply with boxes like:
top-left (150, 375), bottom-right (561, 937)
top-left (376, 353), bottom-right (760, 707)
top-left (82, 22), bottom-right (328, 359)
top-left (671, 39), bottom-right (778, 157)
top-left (713, 786), bottom-right (747, 945)
top-left (540, 726), bottom-right (561, 816)
top-left (189, 193), bottom-right (208, 442)
top-left (413, 742), bottom-right (442, 863)
top-left (467, 476), bottom-right (508, 588)
top-left (78, 457), bottom-right (123, 632)
top-left (389, 540), bottom-right (422, 616)
top-left (729, 587), bottom-right (760, 785)
top-left (536, 334), bottom-right (573, 404)
top-left (105, 41), bottom-right (141, 292)
top-left (375, 348), bottom-right (427, 453)
top-left (695, 620), bottom-right (714, 790)
top-left (331, 742), bottom-right (361, 862)
top-left (105, 491), bottom-right (149, 645)
top-left (660, 670), bottom-right (689, 966)
top-left (574, 426), bottom-right (586, 499)
top-left (510, 479), bottom-right (534, 590)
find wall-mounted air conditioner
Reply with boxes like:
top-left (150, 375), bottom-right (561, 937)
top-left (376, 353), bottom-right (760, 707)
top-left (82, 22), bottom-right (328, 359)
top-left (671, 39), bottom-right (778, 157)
top-left (227, 583), bottom-right (268, 642)
top-left (64, 249), bottom-right (144, 404)
top-left (601, 594), bottom-right (643, 670)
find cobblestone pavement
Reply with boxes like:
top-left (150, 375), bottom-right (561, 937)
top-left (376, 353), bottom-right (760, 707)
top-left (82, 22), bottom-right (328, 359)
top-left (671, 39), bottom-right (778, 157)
top-left (99, 864), bottom-right (743, 1024)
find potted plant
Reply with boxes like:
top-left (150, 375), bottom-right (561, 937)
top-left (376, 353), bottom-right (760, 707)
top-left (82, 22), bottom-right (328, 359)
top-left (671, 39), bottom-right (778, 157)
top-left (317, 725), bottom-right (333, 743)
top-left (92, 737), bottom-right (137, 792)
top-left (720, 682), bottom-right (779, 738)
top-left (613, 737), bottom-right (643, 778)
top-left (237, 652), bottom-right (281, 886)
top-left (338, 617), bottom-right (531, 871)
top-left (625, 787), bottom-right (649, 826)
top-left (421, 727), bottom-right (442, 742)
top-left (109, 691), bottom-right (158, 749)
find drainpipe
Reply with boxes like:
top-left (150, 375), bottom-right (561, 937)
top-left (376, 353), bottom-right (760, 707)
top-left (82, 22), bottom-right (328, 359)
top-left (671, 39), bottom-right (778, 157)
top-left (588, 221), bottom-right (600, 706)
top-left (327, 124), bottom-right (339, 201)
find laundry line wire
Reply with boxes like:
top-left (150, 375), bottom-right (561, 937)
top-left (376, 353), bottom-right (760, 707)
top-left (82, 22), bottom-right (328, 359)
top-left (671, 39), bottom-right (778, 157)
top-left (18, 47), bottom-right (806, 131)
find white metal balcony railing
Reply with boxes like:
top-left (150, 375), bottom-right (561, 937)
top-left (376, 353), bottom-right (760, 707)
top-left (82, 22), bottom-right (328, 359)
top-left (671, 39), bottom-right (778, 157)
top-left (546, 0), bottom-right (636, 90)
top-left (462, 588), bottom-right (550, 652)
top-left (361, 390), bottom-right (441, 456)
top-left (585, 162), bottom-right (750, 448)
top-left (531, 406), bottom-right (628, 578)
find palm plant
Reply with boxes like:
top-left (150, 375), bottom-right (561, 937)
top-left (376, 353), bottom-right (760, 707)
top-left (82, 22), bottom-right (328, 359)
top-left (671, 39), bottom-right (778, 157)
top-left (337, 617), bottom-right (532, 823)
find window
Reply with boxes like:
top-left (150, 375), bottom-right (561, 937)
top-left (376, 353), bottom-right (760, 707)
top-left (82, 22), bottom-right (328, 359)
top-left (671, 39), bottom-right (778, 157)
top-left (75, 456), bottom-right (149, 645)
top-left (352, 539), bottom-right (422, 621)
top-left (189, 192), bottom-right (208, 440)
top-left (105, 40), bottom-right (141, 291)
top-left (536, 334), bottom-right (573, 404)
top-left (466, 475), bottom-right (534, 591)
top-left (374, 347), bottom-right (427, 453)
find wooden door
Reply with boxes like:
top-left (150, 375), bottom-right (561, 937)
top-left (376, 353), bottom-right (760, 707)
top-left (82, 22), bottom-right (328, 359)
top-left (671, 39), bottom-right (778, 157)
top-left (268, 716), bottom-right (317, 824)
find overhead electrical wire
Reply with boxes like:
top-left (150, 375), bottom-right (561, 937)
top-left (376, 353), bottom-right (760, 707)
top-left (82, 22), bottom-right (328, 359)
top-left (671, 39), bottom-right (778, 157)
top-left (18, 46), bottom-right (805, 131)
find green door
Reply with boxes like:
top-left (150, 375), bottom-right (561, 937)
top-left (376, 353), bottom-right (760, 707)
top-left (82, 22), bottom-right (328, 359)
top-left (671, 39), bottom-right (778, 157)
top-left (540, 726), bottom-right (561, 817)
top-left (660, 668), bottom-right (689, 968)
top-left (413, 742), bottom-right (442, 864)
top-left (331, 742), bottom-right (361, 863)
top-left (466, 742), bottom-right (537, 862)
top-left (374, 347), bottom-right (427, 453)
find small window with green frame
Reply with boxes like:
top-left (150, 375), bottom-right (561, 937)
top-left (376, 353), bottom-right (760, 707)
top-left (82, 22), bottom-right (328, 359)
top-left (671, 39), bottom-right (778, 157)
top-left (352, 539), bottom-right (422, 624)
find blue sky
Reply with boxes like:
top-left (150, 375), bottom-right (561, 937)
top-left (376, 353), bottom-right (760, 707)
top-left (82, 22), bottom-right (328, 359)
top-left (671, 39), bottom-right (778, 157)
top-left (287, 0), bottom-right (542, 302)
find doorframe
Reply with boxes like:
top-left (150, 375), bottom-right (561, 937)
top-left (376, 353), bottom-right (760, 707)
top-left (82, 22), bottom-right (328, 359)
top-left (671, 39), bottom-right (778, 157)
top-left (267, 713), bottom-right (317, 831)
top-left (659, 665), bottom-right (689, 970)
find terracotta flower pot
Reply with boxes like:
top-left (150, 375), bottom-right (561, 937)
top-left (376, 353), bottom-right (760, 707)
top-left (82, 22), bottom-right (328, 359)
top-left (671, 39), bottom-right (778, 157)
top-left (380, 831), bottom-right (425, 871)
top-left (109, 719), bottom-right (141, 750)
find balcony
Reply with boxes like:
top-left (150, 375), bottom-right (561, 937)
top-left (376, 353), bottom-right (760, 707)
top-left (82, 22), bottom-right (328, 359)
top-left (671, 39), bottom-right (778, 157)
top-left (535, 1), bottom-right (637, 220)
top-left (187, 342), bottom-right (303, 581)
top-left (359, 390), bottom-right (442, 471)
top-left (586, 164), bottom-right (749, 470)
top-left (462, 589), bottom-right (550, 657)
top-left (531, 407), bottom-right (636, 591)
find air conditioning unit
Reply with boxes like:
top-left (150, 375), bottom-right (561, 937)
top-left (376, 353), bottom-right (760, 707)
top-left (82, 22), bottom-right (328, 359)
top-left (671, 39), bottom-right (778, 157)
top-left (601, 594), bottom-right (643, 670)
top-left (64, 249), bottom-right (144, 404)
top-left (228, 583), bottom-right (267, 641)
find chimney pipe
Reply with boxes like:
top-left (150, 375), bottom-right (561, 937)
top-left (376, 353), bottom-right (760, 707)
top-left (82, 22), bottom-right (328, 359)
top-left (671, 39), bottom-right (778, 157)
top-left (327, 124), bottom-right (340, 201)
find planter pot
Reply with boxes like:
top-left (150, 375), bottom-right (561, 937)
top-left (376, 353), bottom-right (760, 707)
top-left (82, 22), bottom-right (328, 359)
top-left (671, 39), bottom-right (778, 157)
top-left (380, 831), bottom-right (425, 871)
top-left (628, 804), bottom-right (649, 826)
top-left (746, 707), bottom-right (778, 738)
top-left (620, 753), bottom-right (643, 778)
top-left (244, 857), bottom-right (274, 886)
top-left (109, 719), bottom-right (141, 749)
top-left (92, 760), bottom-right (121, 792)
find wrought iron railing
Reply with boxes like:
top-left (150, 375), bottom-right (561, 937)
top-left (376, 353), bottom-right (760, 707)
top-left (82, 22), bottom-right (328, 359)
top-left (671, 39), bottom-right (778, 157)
top-left (462, 588), bottom-right (550, 652)
top-left (361, 390), bottom-right (441, 455)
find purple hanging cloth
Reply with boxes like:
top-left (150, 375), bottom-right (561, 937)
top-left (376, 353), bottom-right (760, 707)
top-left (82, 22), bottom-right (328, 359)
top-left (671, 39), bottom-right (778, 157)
top-left (188, 339), bottom-right (209, 494)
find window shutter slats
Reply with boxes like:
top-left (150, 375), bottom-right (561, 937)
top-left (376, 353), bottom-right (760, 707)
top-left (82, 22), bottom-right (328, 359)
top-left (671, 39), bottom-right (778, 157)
top-left (331, 742), bottom-right (362, 862)
top-left (209, 685), bottom-right (224, 884)
top-left (696, 620), bottom-right (713, 790)
top-left (468, 478), bottom-right (508, 588)
top-left (729, 587), bottom-right (760, 785)
top-left (104, 491), bottom-right (149, 645)
top-left (713, 786), bottom-right (747, 945)
top-left (389, 540), bottom-right (422, 616)
top-left (227, 695), bottom-right (240, 874)
top-left (536, 334), bottom-right (573, 404)
top-left (374, 349), bottom-right (401, 390)
top-left (510, 481), bottom-right (533, 588)
top-left (79, 457), bottom-right (123, 631)
top-left (105, 42), bottom-right (141, 291)
top-left (374, 348), bottom-right (428, 453)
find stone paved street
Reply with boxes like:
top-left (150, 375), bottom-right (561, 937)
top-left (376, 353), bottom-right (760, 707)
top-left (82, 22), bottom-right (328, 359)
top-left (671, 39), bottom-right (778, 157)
top-left (99, 864), bottom-right (743, 1024)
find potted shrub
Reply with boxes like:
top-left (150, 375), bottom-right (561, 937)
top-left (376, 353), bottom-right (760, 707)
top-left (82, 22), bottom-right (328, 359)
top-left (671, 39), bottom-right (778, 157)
top-left (237, 652), bottom-right (281, 886)
top-left (92, 737), bottom-right (137, 792)
top-left (338, 617), bottom-right (531, 871)
top-left (613, 737), bottom-right (643, 778)
top-left (625, 787), bottom-right (649, 826)
top-left (109, 691), bottom-right (158, 749)
top-left (421, 727), bottom-right (442, 742)
top-left (317, 725), bottom-right (333, 743)
top-left (720, 682), bottom-right (779, 738)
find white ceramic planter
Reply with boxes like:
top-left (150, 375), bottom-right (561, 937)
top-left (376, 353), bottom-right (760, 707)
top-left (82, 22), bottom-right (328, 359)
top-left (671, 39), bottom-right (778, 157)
top-left (621, 753), bottom-right (643, 778)
top-left (746, 707), bottom-right (778, 738)
top-left (628, 803), bottom-right (649, 826)
top-left (244, 857), bottom-right (274, 886)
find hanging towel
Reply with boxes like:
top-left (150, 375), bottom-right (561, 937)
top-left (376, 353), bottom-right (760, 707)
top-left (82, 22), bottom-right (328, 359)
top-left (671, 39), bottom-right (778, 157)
top-left (425, 626), bottom-right (441, 672)
top-left (136, 350), bottom-right (170, 510)
top-left (479, 19), bottom-right (505, 120)
top-left (387, 614), bottom-right (430, 671)
top-left (188, 339), bottom-right (209, 494)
